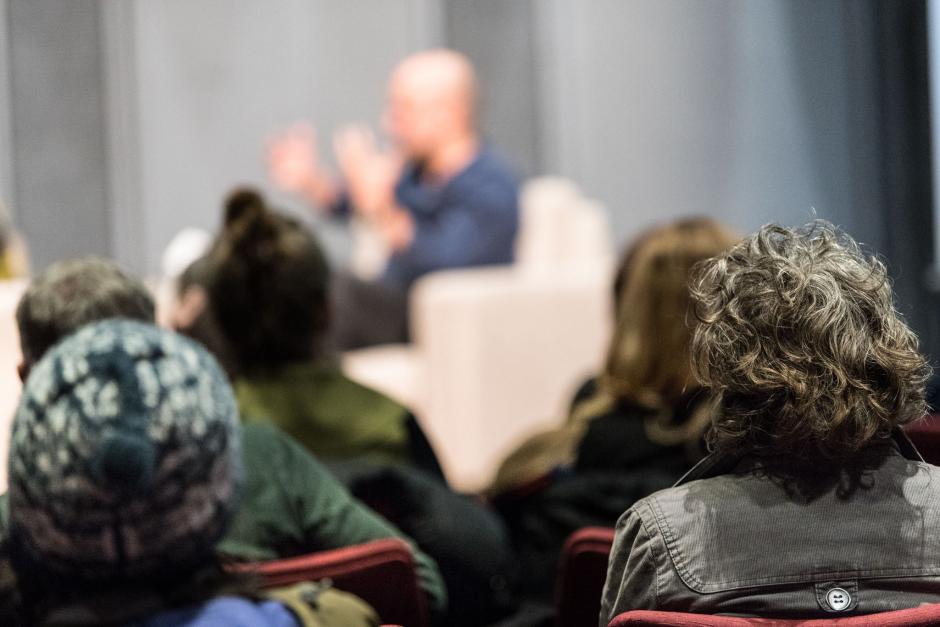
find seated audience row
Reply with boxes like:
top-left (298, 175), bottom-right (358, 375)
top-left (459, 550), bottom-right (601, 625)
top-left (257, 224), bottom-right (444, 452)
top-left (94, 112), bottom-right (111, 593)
top-left (1, 257), bottom-right (445, 624)
top-left (2, 197), bottom-right (935, 626)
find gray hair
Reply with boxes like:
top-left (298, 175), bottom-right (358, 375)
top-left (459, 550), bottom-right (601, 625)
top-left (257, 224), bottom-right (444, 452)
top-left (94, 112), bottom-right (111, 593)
top-left (690, 221), bottom-right (930, 459)
top-left (16, 256), bottom-right (155, 365)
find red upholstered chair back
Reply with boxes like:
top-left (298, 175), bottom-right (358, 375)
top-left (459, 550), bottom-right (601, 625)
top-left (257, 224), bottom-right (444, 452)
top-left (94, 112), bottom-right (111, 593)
top-left (608, 605), bottom-right (940, 626)
top-left (233, 538), bottom-right (428, 627)
top-left (555, 526), bottom-right (616, 627)
top-left (905, 414), bottom-right (940, 465)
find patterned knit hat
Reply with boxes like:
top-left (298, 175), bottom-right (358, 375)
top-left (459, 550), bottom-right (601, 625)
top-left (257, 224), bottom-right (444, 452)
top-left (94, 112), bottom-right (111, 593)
top-left (7, 319), bottom-right (242, 582)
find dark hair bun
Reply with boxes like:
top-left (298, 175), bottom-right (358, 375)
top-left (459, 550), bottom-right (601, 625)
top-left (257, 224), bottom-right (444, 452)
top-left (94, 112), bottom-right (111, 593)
top-left (224, 187), bottom-right (266, 229)
top-left (220, 187), bottom-right (279, 262)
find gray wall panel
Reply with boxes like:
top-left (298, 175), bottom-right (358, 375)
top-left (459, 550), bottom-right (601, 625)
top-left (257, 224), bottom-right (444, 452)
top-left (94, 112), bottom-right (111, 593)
top-left (532, 0), bottom-right (872, 252)
top-left (0, 1), bottom-right (13, 214)
top-left (445, 0), bottom-right (540, 177)
top-left (8, 0), bottom-right (111, 270)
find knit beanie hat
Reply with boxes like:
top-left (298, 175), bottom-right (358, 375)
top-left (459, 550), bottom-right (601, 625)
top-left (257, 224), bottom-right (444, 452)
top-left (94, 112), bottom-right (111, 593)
top-left (7, 319), bottom-right (242, 582)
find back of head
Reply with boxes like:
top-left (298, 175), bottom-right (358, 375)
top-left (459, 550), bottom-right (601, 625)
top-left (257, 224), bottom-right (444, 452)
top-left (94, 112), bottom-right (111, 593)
top-left (8, 319), bottom-right (241, 587)
top-left (599, 217), bottom-right (738, 409)
top-left (207, 187), bottom-right (330, 374)
top-left (691, 221), bottom-right (930, 459)
top-left (16, 257), bottom-right (155, 367)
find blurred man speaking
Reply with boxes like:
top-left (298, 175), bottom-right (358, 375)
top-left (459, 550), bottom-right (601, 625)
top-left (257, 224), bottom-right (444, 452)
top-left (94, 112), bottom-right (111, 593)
top-left (268, 49), bottom-right (519, 347)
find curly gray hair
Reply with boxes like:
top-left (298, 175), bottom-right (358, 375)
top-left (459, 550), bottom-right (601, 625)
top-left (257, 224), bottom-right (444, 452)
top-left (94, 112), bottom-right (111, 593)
top-left (690, 221), bottom-right (930, 459)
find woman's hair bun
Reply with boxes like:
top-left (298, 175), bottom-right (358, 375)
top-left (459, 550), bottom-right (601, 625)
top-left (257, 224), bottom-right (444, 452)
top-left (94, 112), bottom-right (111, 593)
top-left (219, 186), bottom-right (281, 262)
top-left (224, 187), bottom-right (267, 229)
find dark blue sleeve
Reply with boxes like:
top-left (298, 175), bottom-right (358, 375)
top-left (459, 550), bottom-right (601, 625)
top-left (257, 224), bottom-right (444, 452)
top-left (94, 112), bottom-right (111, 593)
top-left (392, 180), bottom-right (519, 281)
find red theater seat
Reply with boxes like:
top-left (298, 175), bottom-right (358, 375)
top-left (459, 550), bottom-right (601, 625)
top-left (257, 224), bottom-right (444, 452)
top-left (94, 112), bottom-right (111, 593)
top-left (233, 538), bottom-right (428, 627)
top-left (905, 414), bottom-right (940, 465)
top-left (608, 605), bottom-right (940, 626)
top-left (555, 526), bottom-right (616, 627)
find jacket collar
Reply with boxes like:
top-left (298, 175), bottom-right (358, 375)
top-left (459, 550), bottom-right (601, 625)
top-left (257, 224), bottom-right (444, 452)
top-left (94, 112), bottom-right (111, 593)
top-left (674, 428), bottom-right (924, 487)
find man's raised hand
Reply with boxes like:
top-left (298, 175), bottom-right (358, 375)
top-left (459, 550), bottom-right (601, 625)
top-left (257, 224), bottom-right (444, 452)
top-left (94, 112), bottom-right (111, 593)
top-left (267, 122), bottom-right (338, 208)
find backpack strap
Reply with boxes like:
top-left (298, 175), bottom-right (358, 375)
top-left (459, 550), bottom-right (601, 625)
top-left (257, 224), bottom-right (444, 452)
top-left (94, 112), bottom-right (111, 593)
top-left (265, 580), bottom-right (380, 627)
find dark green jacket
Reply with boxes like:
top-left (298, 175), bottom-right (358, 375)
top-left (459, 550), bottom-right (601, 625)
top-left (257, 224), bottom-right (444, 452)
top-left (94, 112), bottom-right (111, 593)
top-left (220, 424), bottom-right (445, 613)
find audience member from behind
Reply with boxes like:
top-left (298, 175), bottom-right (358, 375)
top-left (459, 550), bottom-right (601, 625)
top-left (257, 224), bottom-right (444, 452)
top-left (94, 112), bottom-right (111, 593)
top-left (7, 320), bottom-right (339, 626)
top-left (571, 217), bottom-right (739, 479)
top-left (204, 189), bottom-right (517, 626)
top-left (205, 188), bottom-right (443, 475)
top-left (490, 218), bottom-right (737, 605)
top-left (268, 49), bottom-right (519, 347)
top-left (601, 222), bottom-right (935, 622)
top-left (2, 256), bottom-right (447, 621)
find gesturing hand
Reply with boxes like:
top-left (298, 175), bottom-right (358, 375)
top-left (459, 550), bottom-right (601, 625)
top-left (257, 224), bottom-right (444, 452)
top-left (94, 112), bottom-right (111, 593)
top-left (267, 122), bottom-right (338, 207)
top-left (334, 125), bottom-right (402, 218)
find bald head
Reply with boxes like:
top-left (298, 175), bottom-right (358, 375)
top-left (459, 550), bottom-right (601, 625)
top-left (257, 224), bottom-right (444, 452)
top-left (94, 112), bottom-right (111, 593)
top-left (391, 49), bottom-right (477, 113)
top-left (385, 49), bottom-right (479, 159)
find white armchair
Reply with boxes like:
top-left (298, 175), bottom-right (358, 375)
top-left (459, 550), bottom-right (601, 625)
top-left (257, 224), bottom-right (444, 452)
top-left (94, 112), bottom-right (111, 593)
top-left (343, 178), bottom-right (614, 491)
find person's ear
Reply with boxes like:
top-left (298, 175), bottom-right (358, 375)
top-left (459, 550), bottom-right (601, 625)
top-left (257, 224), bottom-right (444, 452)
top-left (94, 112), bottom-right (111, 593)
top-left (172, 286), bottom-right (208, 331)
top-left (17, 360), bottom-right (29, 383)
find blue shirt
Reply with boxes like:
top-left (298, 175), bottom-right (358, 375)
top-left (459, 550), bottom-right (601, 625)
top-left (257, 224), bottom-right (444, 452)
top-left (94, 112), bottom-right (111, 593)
top-left (337, 146), bottom-right (520, 289)
top-left (138, 597), bottom-right (299, 627)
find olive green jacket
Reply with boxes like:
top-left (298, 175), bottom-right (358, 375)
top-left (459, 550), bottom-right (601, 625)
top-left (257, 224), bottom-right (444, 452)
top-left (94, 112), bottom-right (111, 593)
top-left (235, 363), bottom-right (411, 466)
